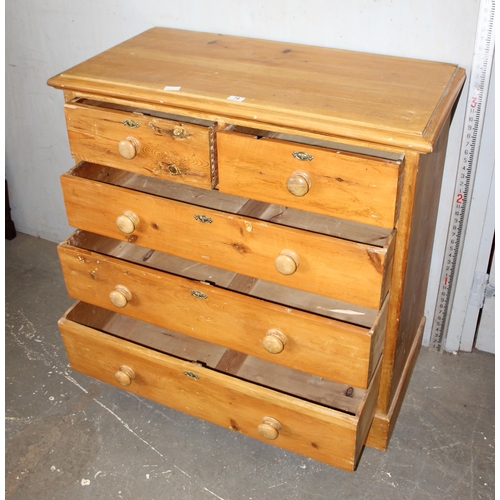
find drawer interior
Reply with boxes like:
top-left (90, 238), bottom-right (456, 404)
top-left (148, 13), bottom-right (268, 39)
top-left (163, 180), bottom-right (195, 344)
top-left (65, 301), bottom-right (366, 415)
top-left (68, 162), bottom-right (392, 248)
top-left (70, 98), bottom-right (217, 128)
top-left (216, 127), bottom-right (402, 229)
top-left (67, 229), bottom-right (379, 328)
top-left (226, 125), bottom-right (404, 162)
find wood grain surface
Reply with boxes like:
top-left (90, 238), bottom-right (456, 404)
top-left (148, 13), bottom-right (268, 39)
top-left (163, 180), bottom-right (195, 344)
top-left (61, 165), bottom-right (393, 308)
top-left (48, 27), bottom-right (465, 151)
top-left (217, 130), bottom-right (401, 228)
top-left (58, 236), bottom-right (386, 388)
top-left (65, 100), bottom-right (215, 188)
top-left (59, 302), bottom-right (382, 471)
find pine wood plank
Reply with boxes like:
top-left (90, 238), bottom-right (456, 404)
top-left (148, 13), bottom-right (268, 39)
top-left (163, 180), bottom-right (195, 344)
top-left (62, 89), bottom-right (420, 156)
top-left (265, 205), bottom-right (392, 247)
top-left (390, 117), bottom-right (451, 402)
top-left (215, 350), bottom-right (248, 374)
top-left (74, 97), bottom-right (216, 128)
top-left (66, 229), bottom-right (378, 327)
top-left (58, 237), bottom-right (383, 388)
top-left (366, 316), bottom-right (424, 450)
top-left (377, 116), bottom-right (451, 416)
top-left (65, 101), bottom-right (215, 189)
top-left (236, 356), bottom-right (363, 414)
top-left (59, 303), bottom-right (381, 471)
top-left (105, 312), bottom-right (227, 369)
top-left (70, 162), bottom-right (391, 246)
top-left (367, 293), bottom-right (389, 383)
top-left (61, 167), bottom-right (393, 308)
top-left (48, 27), bottom-right (465, 152)
top-left (354, 356), bottom-right (383, 458)
top-left (376, 151), bottom-right (420, 413)
top-left (248, 279), bottom-right (377, 328)
top-left (217, 130), bottom-right (401, 228)
top-left (64, 302), bottom-right (364, 415)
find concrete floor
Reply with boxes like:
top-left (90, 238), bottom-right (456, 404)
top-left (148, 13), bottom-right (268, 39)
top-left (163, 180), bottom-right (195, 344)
top-left (5, 232), bottom-right (495, 500)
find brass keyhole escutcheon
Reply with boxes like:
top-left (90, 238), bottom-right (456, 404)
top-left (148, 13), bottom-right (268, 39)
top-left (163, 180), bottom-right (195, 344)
top-left (183, 371), bottom-right (200, 380)
top-left (194, 214), bottom-right (213, 224)
top-left (292, 151), bottom-right (313, 161)
top-left (122, 119), bottom-right (140, 128)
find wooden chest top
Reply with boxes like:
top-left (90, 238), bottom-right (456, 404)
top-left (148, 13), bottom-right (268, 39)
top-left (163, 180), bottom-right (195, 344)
top-left (48, 27), bottom-right (465, 152)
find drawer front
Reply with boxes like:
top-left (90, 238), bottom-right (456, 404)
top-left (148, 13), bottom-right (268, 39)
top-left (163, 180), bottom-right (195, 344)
top-left (64, 102), bottom-right (216, 189)
top-left (217, 130), bottom-right (401, 229)
top-left (61, 167), bottom-right (394, 309)
top-left (58, 237), bottom-right (387, 388)
top-left (59, 304), bottom-right (382, 471)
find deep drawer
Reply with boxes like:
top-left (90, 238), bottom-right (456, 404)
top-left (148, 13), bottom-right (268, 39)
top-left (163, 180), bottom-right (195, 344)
top-left (58, 301), bottom-right (382, 471)
top-left (217, 128), bottom-right (402, 229)
top-left (58, 230), bottom-right (388, 388)
top-left (60, 163), bottom-right (395, 309)
top-left (64, 99), bottom-right (217, 189)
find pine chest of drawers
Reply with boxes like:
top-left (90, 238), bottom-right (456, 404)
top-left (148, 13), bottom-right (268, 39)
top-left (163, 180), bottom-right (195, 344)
top-left (48, 27), bottom-right (465, 471)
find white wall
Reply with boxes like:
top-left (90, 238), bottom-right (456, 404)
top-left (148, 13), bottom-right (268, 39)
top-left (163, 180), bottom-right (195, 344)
top-left (6, 0), bottom-right (481, 242)
top-left (7, 1), bottom-right (486, 349)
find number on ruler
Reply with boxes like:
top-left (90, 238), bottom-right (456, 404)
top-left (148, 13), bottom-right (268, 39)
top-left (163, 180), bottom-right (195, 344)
top-left (427, 0), bottom-right (493, 351)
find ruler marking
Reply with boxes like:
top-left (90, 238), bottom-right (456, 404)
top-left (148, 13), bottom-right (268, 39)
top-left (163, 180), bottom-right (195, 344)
top-left (429, 0), bottom-right (495, 351)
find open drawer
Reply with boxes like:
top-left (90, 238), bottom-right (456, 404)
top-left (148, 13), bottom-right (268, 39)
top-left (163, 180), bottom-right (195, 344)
top-left (58, 230), bottom-right (387, 388)
top-left (59, 301), bottom-right (382, 471)
top-left (64, 99), bottom-right (218, 189)
top-left (60, 162), bottom-right (395, 309)
top-left (217, 127), bottom-right (402, 229)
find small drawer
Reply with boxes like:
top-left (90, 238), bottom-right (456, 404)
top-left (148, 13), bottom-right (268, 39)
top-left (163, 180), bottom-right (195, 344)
top-left (64, 99), bottom-right (217, 189)
top-left (58, 230), bottom-right (388, 388)
top-left (61, 163), bottom-right (395, 309)
top-left (58, 301), bottom-right (382, 471)
top-left (217, 128), bottom-right (402, 229)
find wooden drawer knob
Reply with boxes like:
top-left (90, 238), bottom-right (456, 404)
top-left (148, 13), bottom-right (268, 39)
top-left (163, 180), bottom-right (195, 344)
top-left (263, 329), bottom-right (288, 354)
top-left (286, 171), bottom-right (311, 197)
top-left (109, 285), bottom-right (132, 308)
top-left (258, 416), bottom-right (282, 440)
top-left (115, 365), bottom-right (135, 386)
top-left (115, 211), bottom-right (140, 234)
top-left (118, 136), bottom-right (141, 159)
top-left (274, 249), bottom-right (300, 275)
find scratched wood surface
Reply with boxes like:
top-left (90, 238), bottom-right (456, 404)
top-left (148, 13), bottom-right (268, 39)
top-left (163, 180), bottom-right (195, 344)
top-left (65, 100), bottom-right (215, 189)
top-left (66, 229), bottom-right (380, 327)
top-left (48, 27), bottom-right (465, 152)
top-left (59, 301), bottom-right (382, 471)
top-left (58, 233), bottom-right (385, 388)
top-left (73, 162), bottom-right (392, 246)
top-left (61, 165), bottom-right (394, 309)
top-left (217, 130), bottom-right (401, 228)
